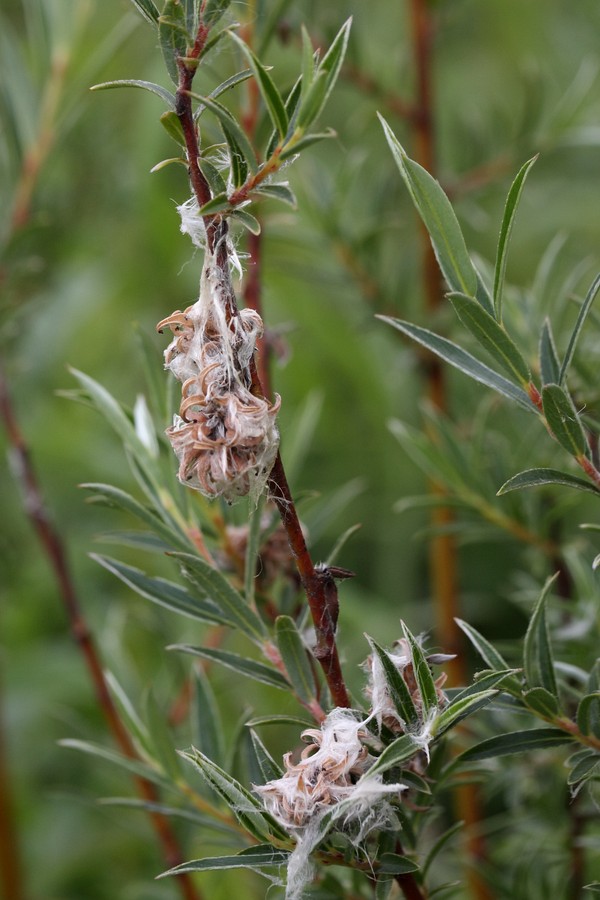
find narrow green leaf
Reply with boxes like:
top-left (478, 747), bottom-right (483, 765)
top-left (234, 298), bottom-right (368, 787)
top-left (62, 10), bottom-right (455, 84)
top-left (377, 854), bottom-right (419, 875)
top-left (128, 0), bottom-right (160, 25)
top-left (577, 692), bottom-right (600, 739)
top-left (523, 574), bottom-right (559, 696)
top-left (542, 383), bottom-right (589, 459)
top-left (251, 183), bottom-right (297, 208)
top-left (198, 192), bottom-right (231, 214)
top-left (203, 0), bottom-right (232, 27)
top-left (584, 884), bottom-right (600, 894)
top-left (187, 92), bottom-right (257, 172)
top-left (105, 672), bottom-right (150, 753)
top-left (159, 2), bottom-right (189, 86)
top-left (69, 368), bottom-right (153, 465)
top-left (193, 668), bottom-right (224, 764)
top-left (228, 31), bottom-right (288, 138)
top-left (522, 687), bottom-right (560, 718)
top-left (451, 669), bottom-right (521, 701)
top-left (379, 116), bottom-right (479, 302)
top-left (449, 292), bottom-right (531, 386)
top-left (559, 272), bottom-right (600, 385)
top-left (432, 689), bottom-right (498, 738)
top-left (230, 208), bottom-right (261, 234)
top-left (182, 0), bottom-right (198, 34)
top-left (244, 496), bottom-right (264, 607)
top-left (422, 821), bottom-right (464, 878)
top-left (198, 157), bottom-right (227, 195)
top-left (92, 554), bottom-right (231, 626)
top-left (493, 156), bottom-right (538, 321)
top-left (194, 69), bottom-right (254, 121)
top-left (454, 619), bottom-right (512, 673)
top-left (90, 80), bottom-right (176, 110)
top-left (300, 25), bottom-right (316, 100)
top-left (249, 730), bottom-right (283, 783)
top-left (160, 846), bottom-right (289, 878)
top-left (458, 728), bottom-right (573, 762)
top-left (279, 128), bottom-right (337, 161)
top-left (159, 111), bottom-right (186, 147)
top-left (498, 467), bottom-right (600, 497)
top-left (222, 124), bottom-right (249, 188)
top-left (366, 636), bottom-right (419, 729)
top-left (367, 734), bottom-right (420, 777)
top-left (60, 739), bottom-right (171, 789)
top-left (275, 616), bottom-right (316, 705)
top-left (170, 645), bottom-right (290, 690)
top-left (402, 624), bottom-right (441, 717)
top-left (379, 317), bottom-right (535, 412)
top-left (181, 748), bottom-right (287, 842)
top-left (99, 797), bottom-right (219, 829)
top-left (245, 714), bottom-right (312, 729)
top-left (567, 750), bottom-right (600, 786)
top-left (169, 551), bottom-right (266, 640)
top-left (296, 18), bottom-right (351, 130)
top-left (143, 690), bottom-right (181, 779)
top-left (539, 318), bottom-right (561, 385)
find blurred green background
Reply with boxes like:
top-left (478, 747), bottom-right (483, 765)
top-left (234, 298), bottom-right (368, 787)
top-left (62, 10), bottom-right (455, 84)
top-left (2, 1), bottom-right (600, 897)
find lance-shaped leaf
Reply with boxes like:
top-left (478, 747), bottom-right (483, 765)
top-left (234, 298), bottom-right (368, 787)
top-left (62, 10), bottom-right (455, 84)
top-left (559, 272), bottom-right (600, 385)
top-left (159, 2), bottom-right (189, 86)
top-left (279, 129), bottom-right (337, 161)
top-left (577, 692), bottom-right (600, 739)
top-left (169, 551), bottom-right (267, 641)
top-left (542, 383), bottom-right (589, 459)
top-left (193, 69), bottom-right (254, 122)
top-left (539, 318), bottom-right (561, 385)
top-left (160, 845), bottom-right (290, 878)
top-left (457, 728), bottom-right (573, 762)
top-left (402, 623), bottom-right (438, 717)
top-left (454, 619), bottom-right (512, 674)
top-left (193, 668), bottom-right (224, 764)
top-left (379, 317), bottom-right (535, 412)
top-left (275, 616), bottom-right (317, 705)
top-left (203, 0), bottom-right (233, 27)
top-left (169, 645), bottom-right (290, 691)
top-left (498, 467), bottom-right (600, 497)
top-left (60, 739), bottom-right (173, 790)
top-left (129, 0), bottom-right (160, 25)
top-left (187, 92), bottom-right (257, 172)
top-left (523, 575), bottom-right (558, 696)
top-left (366, 636), bottom-right (419, 730)
top-left (249, 730), bottom-right (283, 783)
top-left (367, 734), bottom-right (421, 778)
top-left (296, 18), bottom-right (352, 131)
top-left (451, 669), bottom-right (521, 701)
top-left (92, 554), bottom-right (231, 626)
top-left (90, 79), bottom-right (176, 110)
top-left (493, 155), bottom-right (538, 321)
top-left (449, 292), bottom-right (531, 387)
top-left (251, 183), bottom-right (297, 208)
top-left (380, 116), bottom-right (479, 303)
top-left (431, 689), bottom-right (498, 737)
top-left (82, 484), bottom-right (193, 552)
top-left (143, 690), bottom-right (181, 779)
top-left (228, 31), bottom-right (288, 139)
top-left (432, 689), bottom-right (499, 738)
top-left (231, 208), bottom-right (261, 234)
top-left (377, 854), bottom-right (419, 875)
top-left (181, 748), bottom-right (287, 842)
top-left (523, 687), bottom-right (560, 718)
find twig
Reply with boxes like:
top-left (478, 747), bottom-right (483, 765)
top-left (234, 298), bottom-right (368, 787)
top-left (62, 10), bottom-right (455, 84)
top-left (175, 22), bottom-right (352, 711)
top-left (0, 674), bottom-right (26, 900)
top-left (0, 367), bottom-right (203, 900)
top-left (406, 2), bottom-right (491, 898)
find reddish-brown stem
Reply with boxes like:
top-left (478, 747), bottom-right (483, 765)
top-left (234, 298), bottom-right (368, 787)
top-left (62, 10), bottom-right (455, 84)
top-left (267, 453), bottom-right (351, 708)
top-left (0, 369), bottom-right (203, 900)
top-left (175, 24), bottom-right (352, 711)
top-left (407, 2), bottom-right (490, 898)
top-left (0, 675), bottom-right (26, 900)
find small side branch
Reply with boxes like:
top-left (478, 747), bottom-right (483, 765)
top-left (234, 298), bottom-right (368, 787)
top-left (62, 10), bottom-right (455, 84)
top-left (0, 368), bottom-right (204, 900)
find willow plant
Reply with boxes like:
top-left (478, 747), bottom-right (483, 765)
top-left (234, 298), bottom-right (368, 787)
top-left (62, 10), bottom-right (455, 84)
top-left (60, 2), bottom-right (600, 899)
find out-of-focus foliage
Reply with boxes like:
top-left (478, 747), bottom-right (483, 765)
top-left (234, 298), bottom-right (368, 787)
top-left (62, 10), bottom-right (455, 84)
top-left (2, 1), bottom-right (600, 898)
